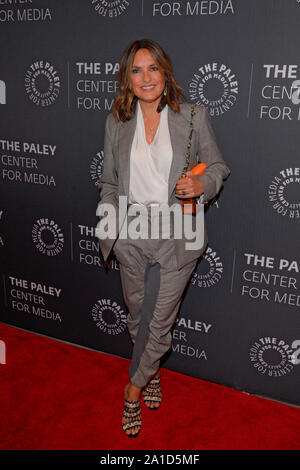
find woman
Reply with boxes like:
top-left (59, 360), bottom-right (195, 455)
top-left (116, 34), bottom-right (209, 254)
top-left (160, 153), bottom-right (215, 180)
top-left (96, 38), bottom-right (230, 438)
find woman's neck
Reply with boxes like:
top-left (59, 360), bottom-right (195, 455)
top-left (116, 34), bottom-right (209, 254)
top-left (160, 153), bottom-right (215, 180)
top-left (138, 98), bottom-right (160, 118)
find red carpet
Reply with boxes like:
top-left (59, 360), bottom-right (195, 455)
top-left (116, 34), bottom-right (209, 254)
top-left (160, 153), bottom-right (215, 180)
top-left (0, 321), bottom-right (299, 450)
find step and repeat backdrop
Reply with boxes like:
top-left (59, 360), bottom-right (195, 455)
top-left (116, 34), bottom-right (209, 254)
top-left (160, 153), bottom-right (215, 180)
top-left (1, 0), bottom-right (300, 406)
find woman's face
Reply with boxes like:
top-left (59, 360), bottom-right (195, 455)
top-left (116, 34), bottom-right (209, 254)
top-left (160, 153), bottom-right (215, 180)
top-left (129, 48), bottom-right (165, 105)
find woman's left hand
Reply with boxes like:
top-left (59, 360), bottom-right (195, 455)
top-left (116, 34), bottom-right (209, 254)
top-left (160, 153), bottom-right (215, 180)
top-left (175, 170), bottom-right (204, 199)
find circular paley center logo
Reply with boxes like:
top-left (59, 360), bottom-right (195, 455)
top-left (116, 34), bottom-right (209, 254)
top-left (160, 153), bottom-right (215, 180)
top-left (188, 62), bottom-right (238, 114)
top-left (249, 337), bottom-right (295, 377)
top-left (32, 218), bottom-right (64, 256)
top-left (268, 167), bottom-right (300, 219)
top-left (190, 246), bottom-right (223, 288)
top-left (90, 150), bottom-right (104, 188)
top-left (91, 0), bottom-right (130, 18)
top-left (25, 60), bottom-right (60, 106)
top-left (92, 298), bottom-right (127, 335)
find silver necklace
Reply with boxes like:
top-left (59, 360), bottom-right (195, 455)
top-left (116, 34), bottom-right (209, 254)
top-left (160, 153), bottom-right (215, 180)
top-left (147, 118), bottom-right (160, 134)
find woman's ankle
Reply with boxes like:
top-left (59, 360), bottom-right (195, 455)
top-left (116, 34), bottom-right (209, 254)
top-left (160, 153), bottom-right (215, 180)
top-left (125, 381), bottom-right (141, 400)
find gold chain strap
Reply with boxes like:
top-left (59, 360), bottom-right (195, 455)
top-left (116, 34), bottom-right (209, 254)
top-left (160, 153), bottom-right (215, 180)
top-left (181, 103), bottom-right (196, 177)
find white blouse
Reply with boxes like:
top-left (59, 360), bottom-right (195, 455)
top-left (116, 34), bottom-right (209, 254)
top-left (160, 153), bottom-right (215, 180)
top-left (129, 100), bottom-right (173, 205)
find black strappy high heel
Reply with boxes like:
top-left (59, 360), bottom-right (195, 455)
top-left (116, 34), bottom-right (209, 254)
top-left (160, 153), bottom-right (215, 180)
top-left (122, 389), bottom-right (142, 438)
top-left (142, 373), bottom-right (162, 410)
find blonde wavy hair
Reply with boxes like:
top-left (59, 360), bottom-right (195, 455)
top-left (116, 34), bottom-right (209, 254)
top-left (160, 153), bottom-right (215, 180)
top-left (113, 38), bottom-right (184, 122)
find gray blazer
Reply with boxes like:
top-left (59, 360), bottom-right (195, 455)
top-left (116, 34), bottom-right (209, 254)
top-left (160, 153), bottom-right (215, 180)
top-left (96, 101), bottom-right (230, 270)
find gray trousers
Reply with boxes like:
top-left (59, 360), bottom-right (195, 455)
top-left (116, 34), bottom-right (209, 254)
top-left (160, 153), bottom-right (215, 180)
top-left (113, 206), bottom-right (197, 388)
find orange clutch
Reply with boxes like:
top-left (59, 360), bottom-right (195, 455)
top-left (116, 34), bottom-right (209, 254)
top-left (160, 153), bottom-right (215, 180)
top-left (181, 162), bottom-right (206, 214)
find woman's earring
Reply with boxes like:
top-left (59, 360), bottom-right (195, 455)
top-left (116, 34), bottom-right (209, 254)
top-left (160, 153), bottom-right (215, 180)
top-left (163, 86), bottom-right (167, 96)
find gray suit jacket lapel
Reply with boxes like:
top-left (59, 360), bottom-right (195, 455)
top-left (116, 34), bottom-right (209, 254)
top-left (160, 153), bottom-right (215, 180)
top-left (117, 103), bottom-right (190, 202)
